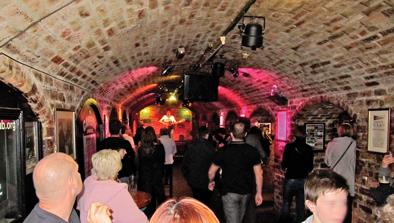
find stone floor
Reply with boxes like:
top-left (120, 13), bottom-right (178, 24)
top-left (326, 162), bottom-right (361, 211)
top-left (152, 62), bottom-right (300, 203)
top-left (170, 159), bottom-right (277, 223)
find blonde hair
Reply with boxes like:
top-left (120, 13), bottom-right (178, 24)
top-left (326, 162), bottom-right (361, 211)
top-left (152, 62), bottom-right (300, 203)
top-left (378, 195), bottom-right (394, 223)
top-left (92, 149), bottom-right (122, 180)
top-left (150, 197), bottom-right (219, 223)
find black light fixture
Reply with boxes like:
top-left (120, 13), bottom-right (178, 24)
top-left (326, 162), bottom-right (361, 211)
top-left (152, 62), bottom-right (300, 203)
top-left (239, 16), bottom-right (265, 50)
top-left (229, 64), bottom-right (239, 78)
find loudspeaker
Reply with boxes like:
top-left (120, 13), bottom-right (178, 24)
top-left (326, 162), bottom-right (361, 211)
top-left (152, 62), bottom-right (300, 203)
top-left (183, 73), bottom-right (218, 102)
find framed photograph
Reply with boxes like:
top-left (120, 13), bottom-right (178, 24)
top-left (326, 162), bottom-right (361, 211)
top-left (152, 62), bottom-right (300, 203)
top-left (55, 109), bottom-right (76, 159)
top-left (368, 108), bottom-right (390, 153)
top-left (305, 123), bottom-right (325, 151)
top-left (25, 121), bottom-right (40, 174)
top-left (260, 123), bottom-right (272, 134)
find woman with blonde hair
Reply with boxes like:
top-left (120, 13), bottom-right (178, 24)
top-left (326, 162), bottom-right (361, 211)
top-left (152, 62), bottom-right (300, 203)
top-left (150, 197), bottom-right (219, 223)
top-left (77, 149), bottom-right (147, 223)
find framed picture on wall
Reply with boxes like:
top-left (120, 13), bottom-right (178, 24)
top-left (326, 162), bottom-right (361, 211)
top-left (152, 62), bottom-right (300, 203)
top-left (368, 108), bottom-right (390, 153)
top-left (305, 123), bottom-right (325, 151)
top-left (25, 121), bottom-right (40, 174)
top-left (55, 109), bottom-right (76, 159)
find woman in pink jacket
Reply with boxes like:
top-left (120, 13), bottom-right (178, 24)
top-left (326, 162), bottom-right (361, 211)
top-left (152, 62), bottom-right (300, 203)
top-left (77, 149), bottom-right (148, 223)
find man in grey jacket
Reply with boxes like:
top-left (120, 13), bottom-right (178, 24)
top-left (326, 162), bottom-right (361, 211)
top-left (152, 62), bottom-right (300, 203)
top-left (325, 123), bottom-right (356, 223)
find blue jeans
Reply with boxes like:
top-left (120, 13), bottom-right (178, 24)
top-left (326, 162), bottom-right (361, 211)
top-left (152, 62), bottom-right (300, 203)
top-left (280, 179), bottom-right (306, 223)
top-left (222, 192), bottom-right (251, 223)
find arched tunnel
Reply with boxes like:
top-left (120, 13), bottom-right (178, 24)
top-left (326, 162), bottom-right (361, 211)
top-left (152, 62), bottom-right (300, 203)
top-left (0, 0), bottom-right (394, 222)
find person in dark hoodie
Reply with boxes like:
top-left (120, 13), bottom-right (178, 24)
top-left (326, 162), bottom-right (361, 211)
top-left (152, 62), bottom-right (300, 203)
top-left (280, 126), bottom-right (314, 223)
top-left (182, 126), bottom-right (216, 206)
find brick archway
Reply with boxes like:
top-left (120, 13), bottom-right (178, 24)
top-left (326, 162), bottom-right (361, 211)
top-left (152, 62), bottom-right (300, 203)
top-left (0, 56), bottom-right (50, 124)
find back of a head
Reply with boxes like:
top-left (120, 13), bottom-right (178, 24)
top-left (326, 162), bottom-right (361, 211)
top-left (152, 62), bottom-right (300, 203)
top-left (294, 125), bottom-right (306, 139)
top-left (198, 126), bottom-right (209, 139)
top-left (141, 126), bottom-right (157, 145)
top-left (232, 122), bottom-right (246, 139)
top-left (109, 120), bottom-right (122, 135)
top-left (92, 149), bottom-right (122, 180)
top-left (304, 169), bottom-right (349, 203)
top-left (237, 117), bottom-right (251, 131)
top-left (33, 153), bottom-right (76, 200)
top-left (337, 123), bottom-right (353, 137)
top-left (150, 197), bottom-right (219, 223)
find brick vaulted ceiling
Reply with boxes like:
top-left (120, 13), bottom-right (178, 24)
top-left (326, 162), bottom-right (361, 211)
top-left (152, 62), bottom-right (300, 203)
top-left (1, 0), bottom-right (394, 110)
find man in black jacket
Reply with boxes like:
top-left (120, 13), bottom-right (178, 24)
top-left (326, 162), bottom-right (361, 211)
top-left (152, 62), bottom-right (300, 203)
top-left (97, 119), bottom-right (135, 181)
top-left (182, 126), bottom-right (215, 206)
top-left (280, 126), bottom-right (314, 223)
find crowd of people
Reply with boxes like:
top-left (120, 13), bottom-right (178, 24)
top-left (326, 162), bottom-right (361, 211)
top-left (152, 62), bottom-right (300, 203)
top-left (22, 118), bottom-right (393, 223)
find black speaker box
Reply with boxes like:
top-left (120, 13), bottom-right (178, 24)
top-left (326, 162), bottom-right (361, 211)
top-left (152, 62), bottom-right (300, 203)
top-left (183, 73), bottom-right (218, 102)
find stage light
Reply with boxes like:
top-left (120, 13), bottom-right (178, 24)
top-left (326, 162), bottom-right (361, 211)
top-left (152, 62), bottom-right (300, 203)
top-left (175, 46), bottom-right (186, 59)
top-left (239, 16), bottom-right (265, 50)
top-left (167, 92), bottom-right (178, 103)
top-left (161, 65), bottom-right (174, 76)
top-left (229, 64), bottom-right (239, 78)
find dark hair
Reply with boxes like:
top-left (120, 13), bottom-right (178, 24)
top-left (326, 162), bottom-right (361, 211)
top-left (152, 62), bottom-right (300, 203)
top-left (248, 126), bottom-right (262, 135)
top-left (198, 126), bottom-right (209, 138)
top-left (294, 125), bottom-right (306, 138)
top-left (304, 169), bottom-right (349, 203)
top-left (160, 128), bottom-right (169, 136)
top-left (237, 117), bottom-right (251, 131)
top-left (232, 122), bottom-right (246, 139)
top-left (109, 120), bottom-right (122, 135)
top-left (338, 123), bottom-right (353, 137)
top-left (140, 126), bottom-right (158, 156)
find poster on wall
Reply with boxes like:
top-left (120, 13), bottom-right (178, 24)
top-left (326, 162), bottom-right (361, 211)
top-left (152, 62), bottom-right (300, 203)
top-left (25, 122), bottom-right (39, 174)
top-left (368, 108), bottom-right (390, 153)
top-left (305, 123), bottom-right (325, 151)
top-left (55, 110), bottom-right (76, 159)
top-left (83, 134), bottom-right (96, 177)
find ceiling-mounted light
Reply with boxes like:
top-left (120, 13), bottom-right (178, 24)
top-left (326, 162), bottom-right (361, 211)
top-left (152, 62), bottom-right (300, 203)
top-left (175, 46), bottom-right (186, 59)
top-left (229, 64), bottom-right (239, 78)
top-left (161, 65), bottom-right (174, 76)
top-left (239, 16), bottom-right (265, 50)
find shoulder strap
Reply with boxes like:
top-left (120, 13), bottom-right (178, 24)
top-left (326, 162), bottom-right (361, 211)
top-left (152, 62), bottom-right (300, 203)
top-left (331, 141), bottom-right (353, 169)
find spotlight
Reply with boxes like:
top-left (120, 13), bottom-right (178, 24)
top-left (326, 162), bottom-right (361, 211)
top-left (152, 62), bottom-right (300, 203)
top-left (175, 46), bottom-right (186, 59)
top-left (239, 16), bottom-right (265, 50)
top-left (229, 64), bottom-right (239, 78)
top-left (182, 100), bottom-right (191, 108)
top-left (161, 65), bottom-right (174, 76)
top-left (155, 94), bottom-right (165, 105)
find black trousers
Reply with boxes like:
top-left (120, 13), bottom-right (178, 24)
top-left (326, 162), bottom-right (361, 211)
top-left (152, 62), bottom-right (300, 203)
top-left (191, 187), bottom-right (212, 207)
top-left (344, 195), bottom-right (354, 223)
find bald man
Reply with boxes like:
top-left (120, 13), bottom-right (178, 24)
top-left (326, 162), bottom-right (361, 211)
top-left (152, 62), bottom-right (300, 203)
top-left (24, 153), bottom-right (82, 223)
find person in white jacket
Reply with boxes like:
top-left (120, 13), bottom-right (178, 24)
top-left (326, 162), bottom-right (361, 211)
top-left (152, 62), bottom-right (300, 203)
top-left (158, 128), bottom-right (177, 190)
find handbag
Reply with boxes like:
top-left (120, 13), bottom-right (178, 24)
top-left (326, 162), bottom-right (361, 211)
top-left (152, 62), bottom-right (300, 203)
top-left (330, 141), bottom-right (353, 169)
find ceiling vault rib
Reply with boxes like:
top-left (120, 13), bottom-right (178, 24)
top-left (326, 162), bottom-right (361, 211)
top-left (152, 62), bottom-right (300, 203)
top-left (0, 0), bottom-right (77, 49)
top-left (0, 52), bottom-right (89, 91)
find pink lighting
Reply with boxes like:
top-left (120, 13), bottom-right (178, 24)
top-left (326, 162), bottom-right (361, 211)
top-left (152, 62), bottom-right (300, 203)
top-left (218, 86), bottom-right (247, 108)
top-left (119, 84), bottom-right (158, 106)
top-left (277, 111), bottom-right (287, 141)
